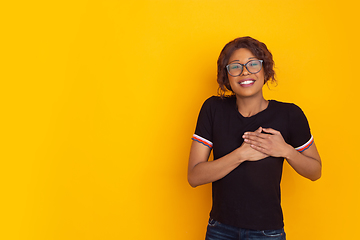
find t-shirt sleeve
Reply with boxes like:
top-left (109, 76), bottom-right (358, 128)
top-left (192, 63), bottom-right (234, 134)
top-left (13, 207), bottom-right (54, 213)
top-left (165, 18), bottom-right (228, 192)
top-left (288, 104), bottom-right (314, 152)
top-left (191, 97), bottom-right (214, 149)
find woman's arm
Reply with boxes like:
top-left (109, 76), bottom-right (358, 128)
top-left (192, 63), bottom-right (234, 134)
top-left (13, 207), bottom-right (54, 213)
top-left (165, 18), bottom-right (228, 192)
top-left (188, 128), bottom-right (268, 187)
top-left (282, 142), bottom-right (321, 181)
top-left (187, 141), bottom-right (239, 188)
top-left (243, 127), bottom-right (322, 181)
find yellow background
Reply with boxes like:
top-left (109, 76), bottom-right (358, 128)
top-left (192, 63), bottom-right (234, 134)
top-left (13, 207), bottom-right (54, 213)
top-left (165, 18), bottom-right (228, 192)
top-left (1, 0), bottom-right (359, 239)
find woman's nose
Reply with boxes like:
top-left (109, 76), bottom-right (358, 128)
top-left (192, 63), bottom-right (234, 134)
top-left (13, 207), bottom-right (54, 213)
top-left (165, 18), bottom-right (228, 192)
top-left (241, 67), bottom-right (250, 76)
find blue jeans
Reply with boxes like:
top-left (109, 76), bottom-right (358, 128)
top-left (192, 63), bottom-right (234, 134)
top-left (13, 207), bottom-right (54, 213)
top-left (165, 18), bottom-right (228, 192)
top-left (205, 218), bottom-right (286, 240)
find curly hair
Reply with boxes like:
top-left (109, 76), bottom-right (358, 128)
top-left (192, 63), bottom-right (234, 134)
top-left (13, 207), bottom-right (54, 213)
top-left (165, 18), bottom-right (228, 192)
top-left (217, 36), bottom-right (276, 98)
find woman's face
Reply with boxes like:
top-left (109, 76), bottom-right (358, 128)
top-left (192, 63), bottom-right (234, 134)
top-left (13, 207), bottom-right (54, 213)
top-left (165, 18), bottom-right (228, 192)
top-left (227, 48), bottom-right (265, 99)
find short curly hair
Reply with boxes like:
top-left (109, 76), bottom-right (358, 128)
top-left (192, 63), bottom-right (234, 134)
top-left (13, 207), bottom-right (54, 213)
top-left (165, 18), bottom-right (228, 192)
top-left (217, 36), bottom-right (276, 97)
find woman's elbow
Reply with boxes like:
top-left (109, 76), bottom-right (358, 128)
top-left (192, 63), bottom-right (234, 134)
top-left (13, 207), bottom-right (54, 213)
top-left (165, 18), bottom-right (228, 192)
top-left (309, 169), bottom-right (322, 181)
top-left (187, 175), bottom-right (199, 188)
top-left (188, 181), bottom-right (198, 188)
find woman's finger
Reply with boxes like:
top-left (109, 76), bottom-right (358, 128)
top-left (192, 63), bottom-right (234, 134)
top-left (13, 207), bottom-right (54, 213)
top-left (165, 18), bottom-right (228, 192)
top-left (243, 132), bottom-right (269, 140)
top-left (250, 143), bottom-right (270, 154)
top-left (244, 138), bottom-right (268, 149)
top-left (262, 128), bottom-right (279, 135)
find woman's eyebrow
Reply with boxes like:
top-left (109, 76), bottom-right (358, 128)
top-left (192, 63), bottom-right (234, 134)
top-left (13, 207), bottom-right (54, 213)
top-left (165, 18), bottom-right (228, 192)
top-left (229, 57), bottom-right (257, 64)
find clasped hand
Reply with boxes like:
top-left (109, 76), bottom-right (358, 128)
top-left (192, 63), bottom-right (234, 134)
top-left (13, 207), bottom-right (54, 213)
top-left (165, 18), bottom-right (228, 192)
top-left (242, 127), bottom-right (290, 158)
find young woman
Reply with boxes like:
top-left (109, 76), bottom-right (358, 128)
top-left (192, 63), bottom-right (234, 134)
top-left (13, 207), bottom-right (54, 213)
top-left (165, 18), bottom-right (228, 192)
top-left (188, 37), bottom-right (321, 240)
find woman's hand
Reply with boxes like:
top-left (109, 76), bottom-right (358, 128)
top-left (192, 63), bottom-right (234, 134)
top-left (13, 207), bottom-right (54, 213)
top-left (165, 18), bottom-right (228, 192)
top-left (187, 127), bottom-right (270, 187)
top-left (237, 141), bottom-right (269, 161)
top-left (237, 127), bottom-right (269, 161)
top-left (242, 127), bottom-right (292, 158)
top-left (243, 127), bottom-right (322, 181)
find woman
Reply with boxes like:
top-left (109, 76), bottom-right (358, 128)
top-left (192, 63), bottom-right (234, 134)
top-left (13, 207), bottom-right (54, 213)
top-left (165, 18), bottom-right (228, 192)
top-left (188, 37), bottom-right (321, 240)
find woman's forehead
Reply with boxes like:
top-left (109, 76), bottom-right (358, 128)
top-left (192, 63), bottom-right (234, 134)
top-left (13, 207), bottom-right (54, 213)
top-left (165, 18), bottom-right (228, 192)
top-left (229, 48), bottom-right (257, 62)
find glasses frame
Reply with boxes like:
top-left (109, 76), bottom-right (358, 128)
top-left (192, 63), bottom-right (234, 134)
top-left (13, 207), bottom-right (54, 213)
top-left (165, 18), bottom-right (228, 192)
top-left (226, 60), bottom-right (264, 77)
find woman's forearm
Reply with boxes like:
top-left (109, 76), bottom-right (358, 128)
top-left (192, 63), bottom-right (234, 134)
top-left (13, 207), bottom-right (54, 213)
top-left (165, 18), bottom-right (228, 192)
top-left (188, 150), bottom-right (243, 188)
top-left (188, 140), bottom-right (268, 188)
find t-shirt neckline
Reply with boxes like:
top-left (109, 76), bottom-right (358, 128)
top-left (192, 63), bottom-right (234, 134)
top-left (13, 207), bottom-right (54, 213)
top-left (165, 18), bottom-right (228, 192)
top-left (232, 98), bottom-right (274, 119)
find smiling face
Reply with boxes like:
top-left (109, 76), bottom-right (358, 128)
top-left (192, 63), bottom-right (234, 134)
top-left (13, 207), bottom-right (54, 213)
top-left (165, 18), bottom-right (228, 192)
top-left (227, 48), bottom-right (265, 99)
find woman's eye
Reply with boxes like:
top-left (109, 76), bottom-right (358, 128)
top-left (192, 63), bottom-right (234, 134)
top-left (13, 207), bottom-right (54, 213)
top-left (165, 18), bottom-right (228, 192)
top-left (231, 64), bottom-right (240, 69)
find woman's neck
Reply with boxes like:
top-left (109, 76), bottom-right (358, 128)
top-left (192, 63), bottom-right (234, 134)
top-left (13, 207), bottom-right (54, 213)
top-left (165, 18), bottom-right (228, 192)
top-left (236, 96), bottom-right (269, 117)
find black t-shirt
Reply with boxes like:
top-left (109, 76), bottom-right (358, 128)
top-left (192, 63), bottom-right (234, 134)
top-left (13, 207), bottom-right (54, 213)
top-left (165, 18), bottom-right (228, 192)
top-left (192, 96), bottom-right (313, 230)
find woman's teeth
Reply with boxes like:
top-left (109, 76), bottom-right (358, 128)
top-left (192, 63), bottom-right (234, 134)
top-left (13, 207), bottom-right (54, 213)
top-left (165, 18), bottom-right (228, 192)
top-left (240, 80), bottom-right (254, 85)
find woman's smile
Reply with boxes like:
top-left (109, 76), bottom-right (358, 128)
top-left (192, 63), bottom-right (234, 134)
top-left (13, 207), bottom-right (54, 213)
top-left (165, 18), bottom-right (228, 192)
top-left (238, 78), bottom-right (256, 87)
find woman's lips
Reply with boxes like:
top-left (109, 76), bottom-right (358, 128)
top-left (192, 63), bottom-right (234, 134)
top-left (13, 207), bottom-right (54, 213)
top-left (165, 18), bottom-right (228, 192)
top-left (238, 79), bottom-right (255, 87)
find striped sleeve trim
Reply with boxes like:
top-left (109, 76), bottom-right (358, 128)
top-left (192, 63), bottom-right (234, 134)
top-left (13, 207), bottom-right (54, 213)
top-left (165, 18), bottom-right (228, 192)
top-left (191, 134), bottom-right (213, 149)
top-left (295, 135), bottom-right (314, 152)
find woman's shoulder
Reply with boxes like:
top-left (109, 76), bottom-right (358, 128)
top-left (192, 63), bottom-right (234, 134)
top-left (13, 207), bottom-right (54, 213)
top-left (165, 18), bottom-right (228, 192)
top-left (203, 95), bottom-right (235, 105)
top-left (269, 100), bottom-right (305, 114)
top-left (199, 95), bottom-right (235, 113)
top-left (270, 100), bottom-right (301, 108)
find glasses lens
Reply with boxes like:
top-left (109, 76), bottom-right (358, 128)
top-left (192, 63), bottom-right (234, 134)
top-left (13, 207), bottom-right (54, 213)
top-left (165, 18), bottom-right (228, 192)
top-left (246, 60), bottom-right (262, 74)
top-left (227, 63), bottom-right (243, 76)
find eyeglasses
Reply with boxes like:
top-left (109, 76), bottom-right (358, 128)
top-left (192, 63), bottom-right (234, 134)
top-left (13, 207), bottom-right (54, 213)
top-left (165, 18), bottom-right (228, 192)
top-left (226, 60), bottom-right (263, 77)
